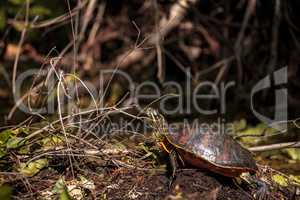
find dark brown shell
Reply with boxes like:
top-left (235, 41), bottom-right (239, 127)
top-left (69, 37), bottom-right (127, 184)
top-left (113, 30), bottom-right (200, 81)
top-left (164, 126), bottom-right (258, 177)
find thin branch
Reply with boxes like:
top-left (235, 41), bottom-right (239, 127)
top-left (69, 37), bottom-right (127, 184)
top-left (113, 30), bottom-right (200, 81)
top-left (12, 0), bottom-right (30, 94)
top-left (249, 141), bottom-right (300, 152)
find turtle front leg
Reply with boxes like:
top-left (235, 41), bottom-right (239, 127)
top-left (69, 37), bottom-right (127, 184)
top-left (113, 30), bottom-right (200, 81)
top-left (250, 177), bottom-right (269, 200)
top-left (239, 173), bottom-right (270, 200)
top-left (168, 149), bottom-right (179, 189)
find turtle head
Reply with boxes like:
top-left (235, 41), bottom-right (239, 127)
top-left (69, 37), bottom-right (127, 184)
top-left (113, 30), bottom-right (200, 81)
top-left (145, 108), bottom-right (168, 141)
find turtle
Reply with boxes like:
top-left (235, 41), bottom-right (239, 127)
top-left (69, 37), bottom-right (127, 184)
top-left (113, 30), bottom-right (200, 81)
top-left (145, 108), bottom-right (268, 199)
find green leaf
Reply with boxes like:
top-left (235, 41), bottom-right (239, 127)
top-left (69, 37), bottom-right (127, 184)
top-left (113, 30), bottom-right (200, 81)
top-left (20, 127), bottom-right (30, 135)
top-left (30, 6), bottom-right (51, 17)
top-left (0, 185), bottom-right (13, 200)
top-left (233, 119), bottom-right (247, 131)
top-left (0, 130), bottom-right (12, 146)
top-left (0, 148), bottom-right (7, 158)
top-left (6, 137), bottom-right (25, 149)
top-left (282, 148), bottom-right (300, 160)
top-left (272, 174), bottom-right (288, 187)
top-left (52, 178), bottom-right (65, 194)
top-left (52, 178), bottom-right (71, 200)
top-left (59, 188), bottom-right (71, 200)
top-left (289, 175), bottom-right (300, 187)
top-left (41, 136), bottom-right (63, 150)
top-left (18, 145), bottom-right (30, 155)
top-left (236, 123), bottom-right (277, 145)
top-left (8, 0), bottom-right (33, 5)
top-left (19, 158), bottom-right (48, 177)
top-left (11, 127), bottom-right (29, 135)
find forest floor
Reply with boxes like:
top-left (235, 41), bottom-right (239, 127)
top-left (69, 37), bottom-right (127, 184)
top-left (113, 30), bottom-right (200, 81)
top-left (3, 143), bottom-right (298, 200)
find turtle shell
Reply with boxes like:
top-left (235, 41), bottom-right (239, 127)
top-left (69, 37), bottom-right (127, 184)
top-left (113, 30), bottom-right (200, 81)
top-left (163, 126), bottom-right (258, 177)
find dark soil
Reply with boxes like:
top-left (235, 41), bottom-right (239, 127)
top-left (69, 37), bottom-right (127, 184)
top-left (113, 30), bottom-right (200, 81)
top-left (3, 138), bottom-right (298, 200)
top-left (4, 162), bottom-right (299, 200)
top-left (100, 168), bottom-right (253, 200)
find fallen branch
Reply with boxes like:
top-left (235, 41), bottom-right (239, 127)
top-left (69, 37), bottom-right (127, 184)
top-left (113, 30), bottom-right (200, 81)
top-left (249, 141), bottom-right (300, 152)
